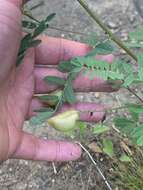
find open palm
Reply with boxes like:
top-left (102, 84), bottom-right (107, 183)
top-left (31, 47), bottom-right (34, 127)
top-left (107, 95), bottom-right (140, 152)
top-left (0, 0), bottom-right (114, 162)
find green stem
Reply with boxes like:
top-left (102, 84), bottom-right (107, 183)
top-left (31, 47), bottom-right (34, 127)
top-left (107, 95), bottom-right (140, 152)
top-left (23, 12), bottom-right (40, 23)
top-left (30, 1), bottom-right (44, 10)
top-left (23, 12), bottom-right (104, 38)
top-left (48, 26), bottom-right (91, 37)
top-left (77, 0), bottom-right (137, 62)
top-left (127, 87), bottom-right (143, 104)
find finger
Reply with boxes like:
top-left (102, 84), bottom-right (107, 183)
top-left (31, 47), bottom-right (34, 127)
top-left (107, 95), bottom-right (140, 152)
top-left (28, 98), bottom-right (105, 123)
top-left (10, 0), bottom-right (22, 7)
top-left (35, 36), bottom-right (91, 65)
top-left (0, 0), bottom-right (21, 81)
top-left (12, 132), bottom-right (81, 161)
top-left (35, 36), bottom-right (113, 65)
top-left (60, 103), bottom-right (105, 122)
top-left (35, 67), bottom-right (116, 93)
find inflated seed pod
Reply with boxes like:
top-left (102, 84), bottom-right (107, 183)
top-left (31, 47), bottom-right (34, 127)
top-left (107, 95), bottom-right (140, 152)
top-left (38, 90), bottom-right (62, 106)
top-left (48, 110), bottom-right (79, 132)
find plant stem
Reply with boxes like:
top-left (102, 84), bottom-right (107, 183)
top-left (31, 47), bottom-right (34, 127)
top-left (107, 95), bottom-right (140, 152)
top-left (30, 1), bottom-right (44, 10)
top-left (77, 0), bottom-right (137, 62)
top-left (49, 26), bottom-right (91, 37)
top-left (23, 12), bottom-right (105, 38)
top-left (127, 87), bottom-right (143, 104)
top-left (23, 12), bottom-right (40, 23)
top-left (76, 142), bottom-right (113, 190)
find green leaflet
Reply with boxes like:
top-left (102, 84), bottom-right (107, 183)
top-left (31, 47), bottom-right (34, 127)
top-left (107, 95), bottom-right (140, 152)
top-left (125, 103), bottom-right (142, 121)
top-left (93, 124), bottom-right (110, 135)
top-left (16, 53), bottom-right (25, 66)
top-left (17, 13), bottom-right (56, 66)
top-left (128, 25), bottom-right (143, 41)
top-left (76, 121), bottom-right (87, 136)
top-left (16, 38), bottom-right (41, 66)
top-left (125, 103), bottom-right (143, 114)
top-left (58, 61), bottom-right (75, 72)
top-left (125, 42), bottom-right (143, 48)
top-left (114, 117), bottom-right (136, 135)
top-left (131, 125), bottom-right (143, 139)
top-left (18, 34), bottom-right (32, 55)
top-left (32, 21), bottom-right (48, 38)
top-left (22, 20), bottom-right (37, 29)
top-left (34, 108), bottom-right (54, 112)
top-left (64, 79), bottom-right (76, 104)
top-left (123, 74), bottom-right (134, 87)
top-left (119, 154), bottom-right (132, 162)
top-left (30, 111), bottom-right (54, 125)
top-left (117, 61), bottom-right (133, 74)
top-left (45, 13), bottom-right (56, 22)
top-left (44, 76), bottom-right (66, 86)
top-left (72, 57), bottom-right (124, 81)
top-left (114, 115), bottom-right (143, 147)
top-left (131, 124), bottom-right (143, 146)
top-left (137, 54), bottom-right (143, 81)
top-left (38, 95), bottom-right (59, 103)
top-left (102, 139), bottom-right (114, 158)
top-left (84, 68), bottom-right (124, 80)
top-left (86, 41), bottom-right (114, 56)
top-left (136, 136), bottom-right (143, 146)
top-left (86, 32), bottom-right (98, 46)
top-left (32, 14), bottom-right (56, 38)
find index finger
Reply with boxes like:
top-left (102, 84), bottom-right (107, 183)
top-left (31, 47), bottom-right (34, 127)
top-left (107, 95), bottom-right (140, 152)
top-left (35, 35), bottom-right (91, 65)
top-left (35, 35), bottom-right (113, 65)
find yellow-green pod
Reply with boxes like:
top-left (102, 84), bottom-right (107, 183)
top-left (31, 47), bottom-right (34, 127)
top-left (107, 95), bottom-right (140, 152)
top-left (38, 90), bottom-right (62, 106)
top-left (47, 90), bottom-right (62, 106)
top-left (48, 110), bottom-right (79, 132)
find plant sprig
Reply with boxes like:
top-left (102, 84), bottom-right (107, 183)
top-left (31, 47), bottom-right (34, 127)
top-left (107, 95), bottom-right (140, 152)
top-left (17, 5), bottom-right (56, 66)
top-left (76, 0), bottom-right (137, 62)
top-left (22, 1), bottom-right (143, 149)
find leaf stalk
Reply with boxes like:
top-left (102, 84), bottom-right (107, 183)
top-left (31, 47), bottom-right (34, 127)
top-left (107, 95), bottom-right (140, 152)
top-left (77, 0), bottom-right (137, 62)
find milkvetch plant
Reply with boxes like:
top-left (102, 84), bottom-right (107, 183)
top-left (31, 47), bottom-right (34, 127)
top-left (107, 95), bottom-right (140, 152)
top-left (21, 1), bottom-right (143, 149)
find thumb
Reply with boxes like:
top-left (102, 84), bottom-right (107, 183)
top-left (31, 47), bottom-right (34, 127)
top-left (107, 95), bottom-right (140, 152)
top-left (11, 132), bottom-right (82, 162)
top-left (0, 0), bottom-right (22, 81)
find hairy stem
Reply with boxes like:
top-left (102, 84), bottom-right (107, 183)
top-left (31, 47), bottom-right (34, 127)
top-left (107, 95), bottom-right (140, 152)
top-left (77, 0), bottom-right (137, 62)
top-left (30, 1), bottom-right (44, 10)
top-left (49, 26), bottom-right (91, 37)
top-left (77, 142), bottom-right (113, 190)
top-left (127, 87), bottom-right (143, 104)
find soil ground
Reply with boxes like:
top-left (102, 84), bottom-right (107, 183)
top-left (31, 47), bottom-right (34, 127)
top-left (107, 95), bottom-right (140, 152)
top-left (0, 0), bottom-right (143, 190)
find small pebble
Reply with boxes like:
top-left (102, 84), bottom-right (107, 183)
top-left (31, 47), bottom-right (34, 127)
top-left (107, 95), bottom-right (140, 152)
top-left (95, 92), bottom-right (100, 98)
top-left (9, 168), bottom-right (13, 172)
top-left (107, 21), bottom-right (118, 29)
top-left (100, 158), bottom-right (104, 162)
top-left (61, 34), bottom-right (65, 38)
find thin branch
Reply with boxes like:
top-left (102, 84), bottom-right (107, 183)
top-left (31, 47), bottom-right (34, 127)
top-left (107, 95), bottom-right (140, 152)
top-left (48, 26), bottom-right (91, 37)
top-left (76, 142), bottom-right (113, 190)
top-left (23, 13), bottom-right (104, 38)
top-left (23, 12), bottom-right (40, 23)
top-left (77, 0), bottom-right (137, 62)
top-left (33, 94), bottom-right (143, 112)
top-left (30, 1), bottom-right (44, 10)
top-left (127, 87), bottom-right (143, 103)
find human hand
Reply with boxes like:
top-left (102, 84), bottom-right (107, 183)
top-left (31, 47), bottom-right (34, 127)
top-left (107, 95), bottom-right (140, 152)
top-left (0, 0), bottom-right (114, 162)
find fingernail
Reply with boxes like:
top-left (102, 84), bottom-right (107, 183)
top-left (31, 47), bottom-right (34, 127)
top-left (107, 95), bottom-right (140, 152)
top-left (70, 143), bottom-right (82, 160)
top-left (60, 142), bottom-right (82, 161)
